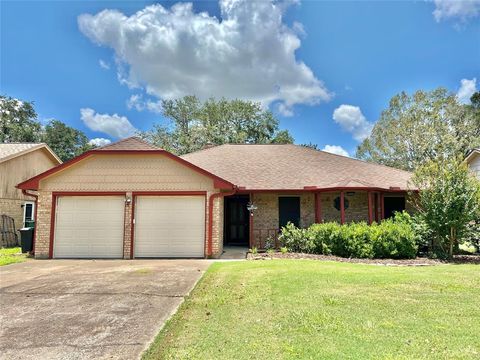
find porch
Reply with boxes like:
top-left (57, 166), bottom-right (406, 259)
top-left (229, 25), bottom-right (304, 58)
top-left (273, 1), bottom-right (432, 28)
top-left (223, 190), bottom-right (409, 249)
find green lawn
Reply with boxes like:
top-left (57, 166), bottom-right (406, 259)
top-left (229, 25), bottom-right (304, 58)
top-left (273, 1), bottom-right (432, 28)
top-left (144, 260), bottom-right (480, 360)
top-left (0, 247), bottom-right (28, 266)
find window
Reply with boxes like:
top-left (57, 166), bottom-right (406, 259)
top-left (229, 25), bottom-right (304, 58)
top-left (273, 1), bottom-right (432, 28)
top-left (23, 202), bottom-right (35, 227)
top-left (279, 197), bottom-right (300, 228)
top-left (333, 196), bottom-right (349, 211)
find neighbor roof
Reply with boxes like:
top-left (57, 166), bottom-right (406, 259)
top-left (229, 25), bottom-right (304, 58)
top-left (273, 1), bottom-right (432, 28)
top-left (181, 144), bottom-right (413, 191)
top-left (465, 148), bottom-right (480, 164)
top-left (0, 143), bottom-right (62, 164)
top-left (97, 137), bottom-right (160, 151)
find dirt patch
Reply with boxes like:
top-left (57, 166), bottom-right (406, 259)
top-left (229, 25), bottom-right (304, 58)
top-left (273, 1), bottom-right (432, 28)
top-left (247, 252), bottom-right (480, 266)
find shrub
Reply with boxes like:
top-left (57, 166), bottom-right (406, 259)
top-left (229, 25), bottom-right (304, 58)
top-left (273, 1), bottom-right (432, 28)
top-left (279, 212), bottom-right (418, 259)
top-left (278, 223), bottom-right (315, 253)
top-left (280, 247), bottom-right (288, 254)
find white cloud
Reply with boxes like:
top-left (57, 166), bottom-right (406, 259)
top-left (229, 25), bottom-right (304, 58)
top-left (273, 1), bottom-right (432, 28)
top-left (322, 145), bottom-right (349, 157)
top-left (99, 59), bottom-right (110, 70)
top-left (332, 104), bottom-right (373, 142)
top-left (126, 94), bottom-right (163, 113)
top-left (88, 137), bottom-right (112, 147)
top-left (457, 78), bottom-right (477, 104)
top-left (433, 0), bottom-right (480, 23)
top-left (80, 108), bottom-right (137, 138)
top-left (78, 0), bottom-right (332, 114)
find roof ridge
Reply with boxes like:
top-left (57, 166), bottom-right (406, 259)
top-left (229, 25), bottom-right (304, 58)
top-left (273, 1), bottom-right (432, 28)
top-left (98, 136), bottom-right (159, 150)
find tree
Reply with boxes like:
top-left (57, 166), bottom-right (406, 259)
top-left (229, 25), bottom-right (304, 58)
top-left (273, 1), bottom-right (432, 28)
top-left (42, 120), bottom-right (94, 161)
top-left (356, 88), bottom-right (480, 171)
top-left (140, 96), bottom-right (294, 154)
top-left (0, 95), bottom-right (42, 142)
top-left (411, 157), bottom-right (480, 258)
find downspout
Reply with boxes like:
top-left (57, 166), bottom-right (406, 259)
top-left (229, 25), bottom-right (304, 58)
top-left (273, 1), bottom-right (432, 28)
top-left (207, 187), bottom-right (237, 257)
top-left (21, 189), bottom-right (38, 255)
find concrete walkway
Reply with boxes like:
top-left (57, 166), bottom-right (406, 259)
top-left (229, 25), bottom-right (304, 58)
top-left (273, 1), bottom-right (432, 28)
top-left (220, 246), bottom-right (248, 259)
top-left (0, 259), bottom-right (211, 360)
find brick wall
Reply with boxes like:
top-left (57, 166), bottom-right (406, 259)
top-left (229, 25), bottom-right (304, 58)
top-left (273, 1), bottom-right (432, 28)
top-left (320, 191), bottom-right (369, 223)
top-left (34, 191), bottom-right (52, 259)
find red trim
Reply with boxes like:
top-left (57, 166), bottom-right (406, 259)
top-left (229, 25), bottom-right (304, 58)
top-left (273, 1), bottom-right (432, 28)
top-left (208, 189), bottom-right (237, 256)
top-left (380, 193), bottom-right (385, 220)
top-left (237, 187), bottom-right (412, 194)
top-left (52, 191), bottom-right (127, 196)
top-left (48, 192), bottom-right (127, 259)
top-left (49, 194), bottom-right (57, 259)
top-left (132, 191), bottom-right (206, 196)
top-left (249, 193), bottom-right (254, 247)
top-left (340, 191), bottom-right (345, 225)
top-left (22, 189), bottom-right (38, 255)
top-left (17, 150), bottom-right (234, 191)
top-left (368, 191), bottom-right (373, 225)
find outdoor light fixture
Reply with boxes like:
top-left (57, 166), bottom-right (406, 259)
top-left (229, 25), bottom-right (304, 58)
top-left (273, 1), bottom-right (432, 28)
top-left (246, 201), bottom-right (257, 215)
top-left (125, 197), bottom-right (132, 205)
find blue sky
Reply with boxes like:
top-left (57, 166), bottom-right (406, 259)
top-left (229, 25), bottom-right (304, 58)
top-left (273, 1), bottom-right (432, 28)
top-left (1, 0), bottom-right (479, 155)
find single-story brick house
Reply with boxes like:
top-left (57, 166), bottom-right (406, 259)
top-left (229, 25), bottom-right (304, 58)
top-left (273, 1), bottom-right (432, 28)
top-left (17, 137), bottom-right (414, 259)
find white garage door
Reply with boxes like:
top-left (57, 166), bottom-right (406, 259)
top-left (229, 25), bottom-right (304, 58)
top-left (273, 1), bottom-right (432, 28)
top-left (54, 196), bottom-right (125, 258)
top-left (134, 196), bottom-right (205, 258)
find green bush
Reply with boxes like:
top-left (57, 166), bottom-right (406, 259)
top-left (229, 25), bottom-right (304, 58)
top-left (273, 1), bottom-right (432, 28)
top-left (279, 212), bottom-right (418, 259)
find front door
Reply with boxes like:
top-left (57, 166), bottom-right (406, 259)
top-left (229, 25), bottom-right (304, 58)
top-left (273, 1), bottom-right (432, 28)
top-left (225, 196), bottom-right (250, 245)
top-left (383, 196), bottom-right (406, 219)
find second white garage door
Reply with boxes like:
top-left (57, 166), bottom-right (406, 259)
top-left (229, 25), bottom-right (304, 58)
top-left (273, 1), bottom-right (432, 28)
top-left (134, 196), bottom-right (205, 258)
top-left (54, 196), bottom-right (125, 258)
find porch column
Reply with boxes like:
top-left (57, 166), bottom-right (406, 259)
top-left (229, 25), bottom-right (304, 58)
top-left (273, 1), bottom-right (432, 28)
top-left (249, 192), bottom-right (254, 248)
top-left (380, 193), bottom-right (385, 220)
top-left (340, 191), bottom-right (345, 225)
top-left (368, 191), bottom-right (373, 225)
top-left (314, 193), bottom-right (322, 223)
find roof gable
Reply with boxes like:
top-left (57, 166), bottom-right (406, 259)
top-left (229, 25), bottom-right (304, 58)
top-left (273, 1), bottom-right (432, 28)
top-left (0, 143), bottom-right (62, 164)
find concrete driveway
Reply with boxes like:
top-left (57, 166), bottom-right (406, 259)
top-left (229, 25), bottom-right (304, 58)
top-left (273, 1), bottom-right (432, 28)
top-left (0, 259), bottom-right (211, 360)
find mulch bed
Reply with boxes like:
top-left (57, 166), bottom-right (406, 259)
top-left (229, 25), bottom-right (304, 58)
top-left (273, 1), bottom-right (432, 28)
top-left (247, 252), bottom-right (480, 266)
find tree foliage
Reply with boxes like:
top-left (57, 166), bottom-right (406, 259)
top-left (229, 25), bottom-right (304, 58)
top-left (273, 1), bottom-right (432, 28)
top-left (0, 95), bottom-right (41, 142)
top-left (43, 120), bottom-right (94, 162)
top-left (356, 88), bottom-right (480, 171)
top-left (1, 95), bottom-right (94, 161)
top-left (140, 96), bottom-right (294, 154)
top-left (411, 157), bottom-right (480, 258)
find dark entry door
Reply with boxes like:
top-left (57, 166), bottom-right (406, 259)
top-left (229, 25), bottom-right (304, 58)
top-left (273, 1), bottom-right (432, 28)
top-left (225, 196), bottom-right (250, 245)
top-left (383, 197), bottom-right (406, 219)
top-left (279, 197), bottom-right (300, 228)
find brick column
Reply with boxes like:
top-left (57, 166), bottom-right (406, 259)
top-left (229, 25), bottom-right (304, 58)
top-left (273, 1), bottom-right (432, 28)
top-left (123, 192), bottom-right (133, 259)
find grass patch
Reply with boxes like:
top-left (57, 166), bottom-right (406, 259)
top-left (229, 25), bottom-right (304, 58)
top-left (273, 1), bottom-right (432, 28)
top-left (0, 247), bottom-right (29, 266)
top-left (143, 260), bottom-right (480, 360)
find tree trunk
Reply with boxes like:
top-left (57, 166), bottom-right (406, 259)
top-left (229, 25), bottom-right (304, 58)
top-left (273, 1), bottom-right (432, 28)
top-left (449, 227), bottom-right (456, 259)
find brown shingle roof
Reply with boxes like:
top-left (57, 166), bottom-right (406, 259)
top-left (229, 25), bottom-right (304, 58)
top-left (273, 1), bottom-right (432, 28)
top-left (97, 137), bottom-right (159, 151)
top-left (181, 144), bottom-right (413, 191)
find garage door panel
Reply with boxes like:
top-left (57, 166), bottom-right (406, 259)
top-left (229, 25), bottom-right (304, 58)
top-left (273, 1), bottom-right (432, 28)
top-left (134, 196), bottom-right (205, 258)
top-left (54, 196), bottom-right (125, 259)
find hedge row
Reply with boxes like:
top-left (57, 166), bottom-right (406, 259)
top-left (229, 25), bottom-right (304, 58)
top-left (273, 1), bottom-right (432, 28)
top-left (278, 212), bottom-right (418, 259)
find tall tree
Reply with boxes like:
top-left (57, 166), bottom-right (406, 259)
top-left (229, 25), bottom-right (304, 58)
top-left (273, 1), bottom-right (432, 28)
top-left (0, 95), bottom-right (41, 142)
top-left (140, 96), bottom-right (294, 154)
top-left (356, 88), bottom-right (480, 171)
top-left (42, 120), bottom-right (94, 161)
top-left (411, 157), bottom-right (480, 258)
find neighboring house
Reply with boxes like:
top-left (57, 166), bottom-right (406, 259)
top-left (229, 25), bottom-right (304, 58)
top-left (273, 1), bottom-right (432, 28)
top-left (465, 148), bottom-right (480, 179)
top-left (1, 143), bottom-right (61, 245)
top-left (17, 137), bottom-right (413, 259)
